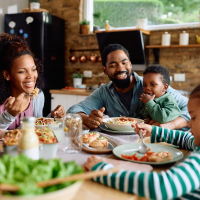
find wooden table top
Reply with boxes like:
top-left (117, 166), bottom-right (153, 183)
top-left (0, 137), bottom-right (190, 200)
top-left (73, 137), bottom-right (190, 200)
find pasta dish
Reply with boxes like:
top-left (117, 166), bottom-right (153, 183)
top-left (107, 117), bottom-right (137, 125)
top-left (35, 117), bottom-right (57, 125)
top-left (31, 87), bottom-right (39, 100)
top-left (4, 127), bottom-right (58, 146)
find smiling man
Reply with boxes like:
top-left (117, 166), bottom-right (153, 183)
top-left (67, 44), bottom-right (190, 130)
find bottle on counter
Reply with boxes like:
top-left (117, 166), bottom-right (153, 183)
top-left (18, 117), bottom-right (39, 160)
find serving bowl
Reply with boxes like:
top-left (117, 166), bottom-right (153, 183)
top-left (0, 179), bottom-right (82, 200)
top-left (103, 117), bottom-right (144, 131)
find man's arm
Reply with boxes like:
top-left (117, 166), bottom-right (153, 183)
top-left (149, 116), bottom-right (189, 130)
top-left (167, 86), bottom-right (190, 122)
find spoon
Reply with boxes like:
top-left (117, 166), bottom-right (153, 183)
top-left (137, 121), bottom-right (149, 154)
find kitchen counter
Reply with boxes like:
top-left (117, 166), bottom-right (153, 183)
top-left (49, 89), bottom-right (93, 96)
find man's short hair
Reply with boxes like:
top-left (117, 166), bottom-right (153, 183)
top-left (101, 44), bottom-right (130, 67)
top-left (143, 65), bottom-right (170, 85)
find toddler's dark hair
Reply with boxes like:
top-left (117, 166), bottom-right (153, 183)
top-left (190, 84), bottom-right (200, 99)
top-left (143, 65), bottom-right (170, 85)
top-left (101, 44), bottom-right (130, 67)
top-left (0, 33), bottom-right (44, 104)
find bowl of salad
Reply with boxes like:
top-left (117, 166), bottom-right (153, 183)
top-left (103, 117), bottom-right (144, 131)
top-left (0, 154), bottom-right (83, 200)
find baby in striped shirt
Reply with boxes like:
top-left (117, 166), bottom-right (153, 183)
top-left (84, 84), bottom-right (200, 200)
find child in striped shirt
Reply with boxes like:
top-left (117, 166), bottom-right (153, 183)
top-left (84, 84), bottom-right (200, 200)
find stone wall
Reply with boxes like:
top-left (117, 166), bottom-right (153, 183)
top-left (40, 0), bottom-right (200, 92)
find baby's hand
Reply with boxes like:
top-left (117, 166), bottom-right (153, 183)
top-left (139, 93), bottom-right (155, 104)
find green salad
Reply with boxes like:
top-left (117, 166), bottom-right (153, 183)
top-left (0, 154), bottom-right (83, 196)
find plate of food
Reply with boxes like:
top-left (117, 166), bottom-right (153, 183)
top-left (3, 127), bottom-right (59, 159)
top-left (82, 132), bottom-right (118, 154)
top-left (113, 143), bottom-right (183, 165)
top-left (35, 117), bottom-right (60, 129)
top-left (103, 117), bottom-right (144, 131)
top-left (99, 124), bottom-right (136, 134)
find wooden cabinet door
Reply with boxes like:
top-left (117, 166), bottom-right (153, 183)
top-left (51, 94), bottom-right (77, 112)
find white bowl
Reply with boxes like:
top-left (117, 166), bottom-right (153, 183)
top-left (103, 117), bottom-right (144, 131)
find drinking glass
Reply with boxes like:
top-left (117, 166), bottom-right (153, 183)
top-left (48, 118), bottom-right (65, 143)
top-left (63, 113), bottom-right (82, 153)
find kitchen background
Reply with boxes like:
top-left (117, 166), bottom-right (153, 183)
top-left (39, 0), bottom-right (200, 92)
top-left (1, 0), bottom-right (200, 100)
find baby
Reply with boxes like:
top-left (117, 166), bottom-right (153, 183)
top-left (133, 65), bottom-right (181, 123)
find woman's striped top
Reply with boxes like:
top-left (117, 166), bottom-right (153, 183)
top-left (91, 126), bottom-right (200, 200)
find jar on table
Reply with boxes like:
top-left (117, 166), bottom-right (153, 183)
top-left (63, 113), bottom-right (82, 153)
top-left (18, 117), bottom-right (39, 160)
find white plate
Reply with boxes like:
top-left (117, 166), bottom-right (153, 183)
top-left (103, 117), bottom-right (144, 131)
top-left (99, 124), bottom-right (136, 135)
top-left (113, 143), bottom-right (184, 165)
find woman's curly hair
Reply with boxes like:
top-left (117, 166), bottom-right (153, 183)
top-left (0, 33), bottom-right (44, 104)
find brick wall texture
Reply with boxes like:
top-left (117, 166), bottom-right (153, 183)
top-left (40, 0), bottom-right (200, 92)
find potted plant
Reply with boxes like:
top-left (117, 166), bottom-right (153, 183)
top-left (136, 8), bottom-right (148, 30)
top-left (73, 73), bottom-right (83, 88)
top-left (80, 20), bottom-right (90, 34)
top-left (29, 0), bottom-right (40, 11)
top-left (93, 12), bottom-right (101, 33)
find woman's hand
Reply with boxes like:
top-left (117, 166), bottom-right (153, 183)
top-left (132, 123), bottom-right (153, 138)
top-left (4, 94), bottom-right (25, 117)
top-left (83, 155), bottom-right (104, 171)
top-left (51, 105), bottom-right (66, 118)
top-left (85, 107), bottom-right (105, 129)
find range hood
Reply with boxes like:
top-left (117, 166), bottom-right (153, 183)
top-left (96, 30), bottom-right (149, 71)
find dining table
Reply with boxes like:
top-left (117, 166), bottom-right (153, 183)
top-left (0, 127), bottom-right (190, 200)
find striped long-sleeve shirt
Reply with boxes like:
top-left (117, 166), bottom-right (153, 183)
top-left (91, 126), bottom-right (200, 200)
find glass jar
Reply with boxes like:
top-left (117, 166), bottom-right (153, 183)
top-left (63, 113), bottom-right (82, 153)
top-left (18, 117), bottom-right (39, 160)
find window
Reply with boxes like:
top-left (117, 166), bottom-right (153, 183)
top-left (93, 0), bottom-right (200, 29)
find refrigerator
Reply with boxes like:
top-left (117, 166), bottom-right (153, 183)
top-left (4, 12), bottom-right (65, 116)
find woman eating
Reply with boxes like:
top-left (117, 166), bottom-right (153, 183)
top-left (0, 33), bottom-right (65, 130)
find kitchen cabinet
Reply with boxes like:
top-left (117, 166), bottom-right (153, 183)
top-left (51, 94), bottom-right (88, 112)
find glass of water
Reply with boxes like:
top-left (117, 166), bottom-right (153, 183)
top-left (63, 113), bottom-right (82, 153)
top-left (48, 118), bottom-right (65, 143)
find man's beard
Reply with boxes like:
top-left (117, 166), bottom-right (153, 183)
top-left (108, 71), bottom-right (131, 89)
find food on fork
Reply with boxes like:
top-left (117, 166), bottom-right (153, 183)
top-left (121, 150), bottom-right (173, 163)
top-left (89, 136), bottom-right (108, 148)
top-left (107, 117), bottom-right (137, 125)
top-left (83, 132), bottom-right (100, 143)
top-left (31, 87), bottom-right (39, 100)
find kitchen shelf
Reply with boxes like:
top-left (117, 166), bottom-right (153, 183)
top-left (146, 44), bottom-right (200, 64)
top-left (95, 28), bottom-right (151, 35)
top-left (146, 44), bottom-right (200, 48)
